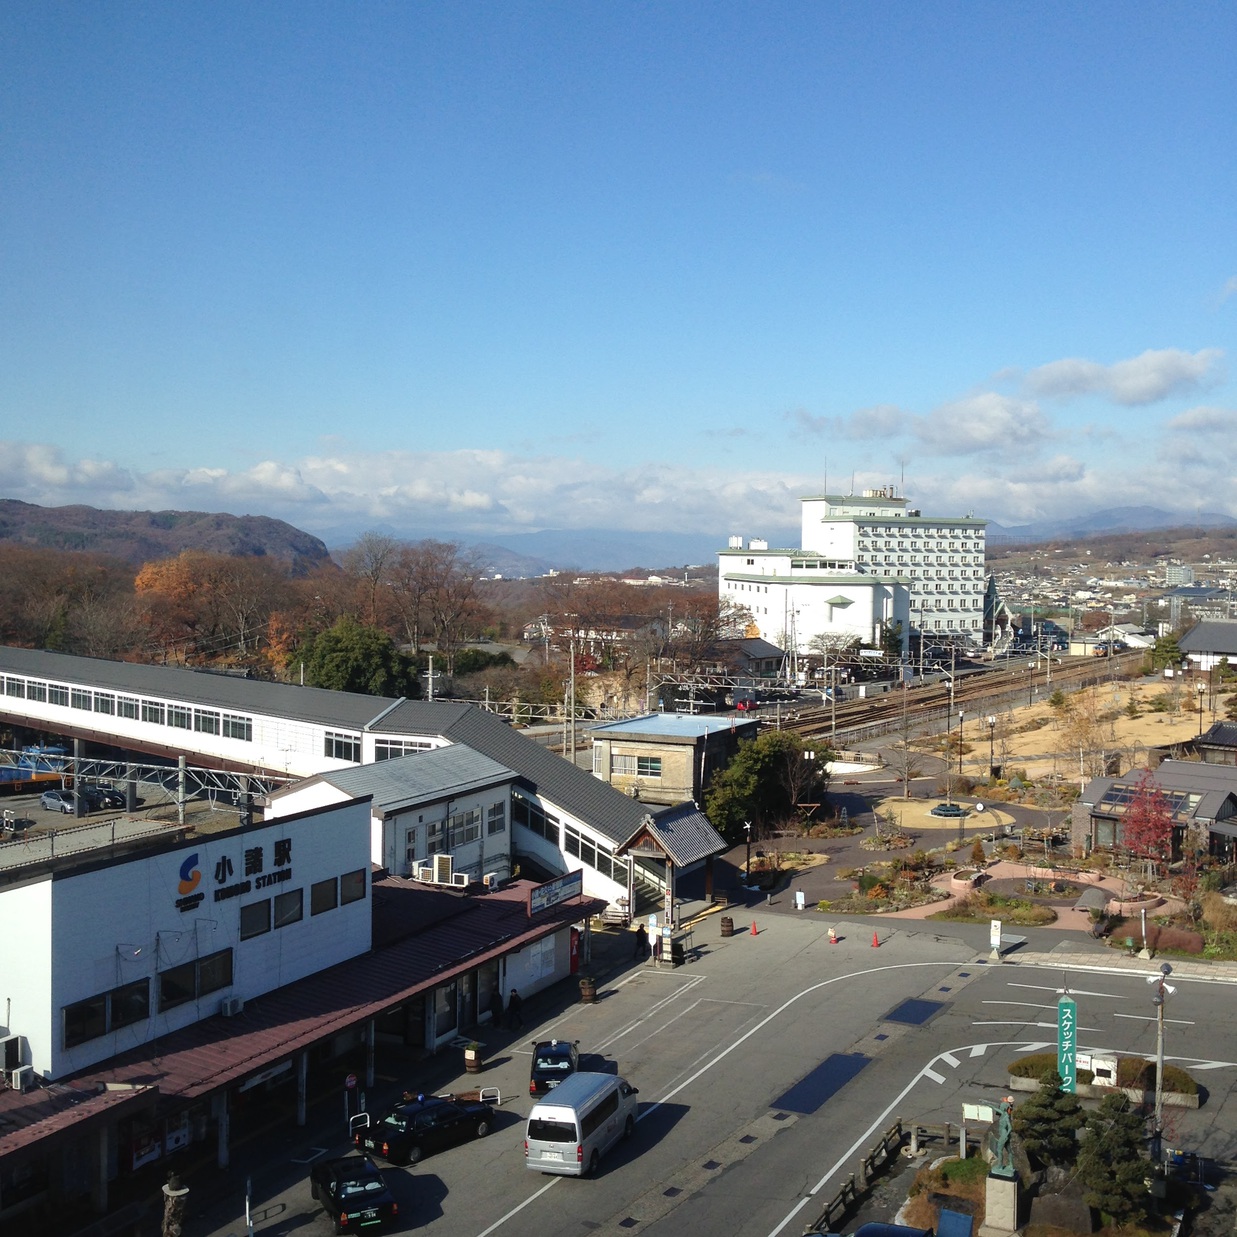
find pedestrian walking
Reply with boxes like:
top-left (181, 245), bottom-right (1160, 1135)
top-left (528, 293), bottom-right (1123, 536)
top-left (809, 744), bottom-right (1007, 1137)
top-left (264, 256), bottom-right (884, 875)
top-left (632, 923), bottom-right (649, 959)
top-left (506, 987), bottom-right (524, 1030)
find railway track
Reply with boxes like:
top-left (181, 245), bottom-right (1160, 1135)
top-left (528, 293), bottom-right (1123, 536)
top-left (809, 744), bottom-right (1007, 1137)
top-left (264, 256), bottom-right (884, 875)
top-left (779, 652), bottom-right (1143, 744)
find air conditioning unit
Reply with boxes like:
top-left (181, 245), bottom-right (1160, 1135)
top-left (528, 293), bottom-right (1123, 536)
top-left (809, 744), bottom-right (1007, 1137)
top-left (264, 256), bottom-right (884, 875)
top-left (220, 996), bottom-right (244, 1018)
top-left (0, 1034), bottom-right (22, 1072)
top-left (7, 1065), bottom-right (33, 1092)
top-left (413, 864), bottom-right (434, 883)
top-left (432, 853), bottom-right (454, 884)
top-left (482, 872), bottom-right (499, 891)
top-left (450, 872), bottom-right (469, 888)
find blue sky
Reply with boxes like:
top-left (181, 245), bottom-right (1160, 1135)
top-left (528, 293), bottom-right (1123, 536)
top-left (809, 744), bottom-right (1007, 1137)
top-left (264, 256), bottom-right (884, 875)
top-left (2, 2), bottom-right (1233, 548)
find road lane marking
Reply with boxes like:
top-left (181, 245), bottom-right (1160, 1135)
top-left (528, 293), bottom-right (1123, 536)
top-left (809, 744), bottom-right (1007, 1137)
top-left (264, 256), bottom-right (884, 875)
top-left (1113, 1013), bottom-right (1194, 1025)
top-left (923, 1067), bottom-right (946, 1083)
top-left (1007, 982), bottom-right (1125, 999)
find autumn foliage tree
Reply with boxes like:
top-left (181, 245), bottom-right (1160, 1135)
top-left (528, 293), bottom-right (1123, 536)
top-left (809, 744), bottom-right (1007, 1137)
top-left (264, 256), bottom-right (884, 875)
top-left (1121, 767), bottom-right (1175, 875)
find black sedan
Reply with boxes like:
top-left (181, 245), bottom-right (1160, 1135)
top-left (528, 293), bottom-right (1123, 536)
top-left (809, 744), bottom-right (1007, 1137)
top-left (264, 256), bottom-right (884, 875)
top-left (310, 1155), bottom-right (398, 1233)
top-left (529, 1039), bottom-right (579, 1095)
top-left (355, 1094), bottom-right (493, 1165)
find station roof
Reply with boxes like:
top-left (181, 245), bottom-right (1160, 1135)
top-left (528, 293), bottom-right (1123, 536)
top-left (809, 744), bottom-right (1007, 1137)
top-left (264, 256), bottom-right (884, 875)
top-left (591, 713), bottom-right (754, 739)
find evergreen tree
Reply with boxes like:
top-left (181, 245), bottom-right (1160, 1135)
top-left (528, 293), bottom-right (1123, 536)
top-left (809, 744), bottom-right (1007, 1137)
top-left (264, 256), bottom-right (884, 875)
top-left (1075, 1093), bottom-right (1150, 1224)
top-left (299, 617), bottom-right (420, 697)
top-left (1012, 1069), bottom-right (1083, 1166)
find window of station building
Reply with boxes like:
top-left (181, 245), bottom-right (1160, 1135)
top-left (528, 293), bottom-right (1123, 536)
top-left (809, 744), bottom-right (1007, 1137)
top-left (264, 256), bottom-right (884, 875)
top-left (48, 684), bottom-right (69, 707)
top-left (194, 708), bottom-right (221, 735)
top-left (374, 738), bottom-right (433, 760)
top-left (512, 791), bottom-right (560, 846)
top-left (71, 688), bottom-right (92, 710)
top-left (448, 808), bottom-right (481, 847)
top-left (636, 756), bottom-right (662, 778)
top-left (324, 731), bottom-right (361, 762)
top-left (311, 877), bottom-right (338, 915)
top-left (611, 754), bottom-right (636, 776)
top-left (222, 713), bottom-right (253, 741)
top-left (63, 994), bottom-right (108, 1048)
top-left (274, 888), bottom-right (303, 928)
top-left (4, 676), bottom-right (25, 697)
top-left (427, 818), bottom-right (446, 854)
top-left (158, 962), bottom-right (197, 1012)
top-left (93, 691), bottom-right (115, 714)
top-left (27, 680), bottom-right (47, 702)
top-left (109, 978), bottom-right (150, 1029)
top-left (141, 700), bottom-right (165, 725)
top-left (198, 949), bottom-right (233, 996)
top-left (118, 695), bottom-right (138, 718)
top-left (487, 802), bottom-right (506, 834)
top-left (240, 899), bottom-right (271, 940)
top-left (168, 704), bottom-right (192, 730)
top-left (341, 868), bottom-right (366, 905)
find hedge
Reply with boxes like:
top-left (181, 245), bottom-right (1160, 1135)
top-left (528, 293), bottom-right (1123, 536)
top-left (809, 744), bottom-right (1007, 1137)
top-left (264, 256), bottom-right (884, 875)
top-left (1008, 1051), bottom-right (1197, 1096)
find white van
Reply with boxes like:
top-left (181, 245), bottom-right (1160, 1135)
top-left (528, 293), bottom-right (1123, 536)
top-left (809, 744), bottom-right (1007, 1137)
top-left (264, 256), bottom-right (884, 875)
top-left (524, 1071), bottom-right (639, 1176)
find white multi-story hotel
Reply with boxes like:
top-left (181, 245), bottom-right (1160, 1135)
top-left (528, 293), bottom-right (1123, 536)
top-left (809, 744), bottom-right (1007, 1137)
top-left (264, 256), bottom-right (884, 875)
top-left (719, 487), bottom-right (987, 653)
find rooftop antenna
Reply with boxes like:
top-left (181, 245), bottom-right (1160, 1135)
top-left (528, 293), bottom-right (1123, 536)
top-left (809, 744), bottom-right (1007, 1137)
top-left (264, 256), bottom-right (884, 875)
top-left (850, 470), bottom-right (855, 495)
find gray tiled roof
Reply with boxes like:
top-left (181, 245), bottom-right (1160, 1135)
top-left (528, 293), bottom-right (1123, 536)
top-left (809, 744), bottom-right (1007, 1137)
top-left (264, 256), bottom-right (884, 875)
top-left (640, 802), bottom-right (727, 867)
top-left (309, 746), bottom-right (516, 813)
top-left (1202, 721), bottom-right (1237, 749)
top-left (1180, 620), bottom-right (1237, 656)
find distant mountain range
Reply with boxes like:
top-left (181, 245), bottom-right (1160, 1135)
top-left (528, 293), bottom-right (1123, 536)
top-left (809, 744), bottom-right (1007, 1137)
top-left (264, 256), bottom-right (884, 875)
top-left (0, 499), bottom-right (332, 572)
top-left (2, 500), bottom-right (1233, 576)
top-left (987, 506), bottom-right (1237, 543)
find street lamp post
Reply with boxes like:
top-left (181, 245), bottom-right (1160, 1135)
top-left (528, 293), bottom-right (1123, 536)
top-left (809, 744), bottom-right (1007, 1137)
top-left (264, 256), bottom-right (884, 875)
top-left (1150, 962), bottom-right (1175, 1163)
top-left (1027, 660), bottom-right (1035, 708)
top-left (744, 820), bottom-right (752, 884)
top-left (987, 715), bottom-right (997, 780)
top-left (1197, 681), bottom-right (1206, 739)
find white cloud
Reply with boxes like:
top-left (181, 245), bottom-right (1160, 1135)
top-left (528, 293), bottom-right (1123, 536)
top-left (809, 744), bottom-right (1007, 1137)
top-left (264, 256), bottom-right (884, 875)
top-left (790, 404), bottom-right (907, 441)
top-left (1221, 276), bottom-right (1237, 304)
top-left (1024, 348), bottom-right (1224, 405)
top-left (914, 393), bottom-right (1051, 455)
top-left (1166, 404), bottom-right (1232, 434)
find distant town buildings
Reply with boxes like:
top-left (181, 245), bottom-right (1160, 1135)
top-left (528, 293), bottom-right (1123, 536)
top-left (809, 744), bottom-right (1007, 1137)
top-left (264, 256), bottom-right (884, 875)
top-left (718, 487), bottom-right (986, 653)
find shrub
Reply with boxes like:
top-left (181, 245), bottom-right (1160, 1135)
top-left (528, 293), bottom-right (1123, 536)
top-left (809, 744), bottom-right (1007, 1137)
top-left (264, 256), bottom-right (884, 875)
top-left (1008, 1051), bottom-right (1195, 1094)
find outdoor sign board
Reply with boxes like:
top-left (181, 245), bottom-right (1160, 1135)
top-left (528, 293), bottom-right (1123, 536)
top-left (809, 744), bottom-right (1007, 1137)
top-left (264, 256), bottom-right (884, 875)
top-left (1058, 995), bottom-right (1077, 1092)
top-left (528, 869), bottom-right (584, 916)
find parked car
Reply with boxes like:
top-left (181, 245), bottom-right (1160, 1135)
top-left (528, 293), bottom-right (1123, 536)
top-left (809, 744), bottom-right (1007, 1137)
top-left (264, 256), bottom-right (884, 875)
top-left (40, 789), bottom-right (83, 814)
top-left (529, 1038), bottom-right (580, 1095)
top-left (309, 1154), bottom-right (398, 1233)
top-left (91, 783), bottom-right (128, 809)
top-left (354, 1093), bottom-right (493, 1165)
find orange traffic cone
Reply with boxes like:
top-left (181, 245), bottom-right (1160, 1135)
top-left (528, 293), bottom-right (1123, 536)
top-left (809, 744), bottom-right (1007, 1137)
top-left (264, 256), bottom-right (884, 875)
top-left (871, 930), bottom-right (880, 948)
top-left (828, 926), bottom-right (838, 945)
top-left (750, 920), bottom-right (758, 936)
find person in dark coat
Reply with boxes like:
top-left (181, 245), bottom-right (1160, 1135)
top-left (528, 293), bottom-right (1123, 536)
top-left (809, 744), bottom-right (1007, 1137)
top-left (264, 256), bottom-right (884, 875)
top-left (633, 923), bottom-right (649, 959)
top-left (506, 988), bottom-right (524, 1029)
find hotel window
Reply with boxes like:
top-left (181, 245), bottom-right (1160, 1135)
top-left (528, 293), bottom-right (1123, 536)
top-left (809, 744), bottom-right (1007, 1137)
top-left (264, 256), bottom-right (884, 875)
top-left (93, 691), bottom-right (115, 714)
top-left (324, 731), bottom-right (361, 762)
top-left (142, 700), bottom-right (165, 725)
top-left (118, 695), bottom-right (139, 718)
top-left (222, 714), bottom-right (253, 741)
top-left (49, 684), bottom-right (69, 707)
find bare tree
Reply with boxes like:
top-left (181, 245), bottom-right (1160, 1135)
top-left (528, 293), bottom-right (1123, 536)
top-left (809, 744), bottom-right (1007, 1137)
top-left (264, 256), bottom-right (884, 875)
top-left (341, 532), bottom-right (399, 626)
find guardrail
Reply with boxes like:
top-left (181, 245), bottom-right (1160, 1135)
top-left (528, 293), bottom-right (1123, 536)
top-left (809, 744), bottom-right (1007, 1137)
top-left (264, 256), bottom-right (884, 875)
top-left (801, 1119), bottom-right (905, 1234)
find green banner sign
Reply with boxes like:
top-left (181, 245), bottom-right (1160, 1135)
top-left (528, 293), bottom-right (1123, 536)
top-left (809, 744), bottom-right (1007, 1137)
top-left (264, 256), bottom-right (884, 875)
top-left (1058, 996), bottom-right (1077, 1092)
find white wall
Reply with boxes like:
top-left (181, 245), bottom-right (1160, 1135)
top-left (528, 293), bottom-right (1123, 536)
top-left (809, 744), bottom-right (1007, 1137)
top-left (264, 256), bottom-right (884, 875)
top-left (0, 876), bottom-right (53, 1075)
top-left (502, 927), bottom-right (571, 1000)
top-left (34, 798), bottom-right (372, 1078)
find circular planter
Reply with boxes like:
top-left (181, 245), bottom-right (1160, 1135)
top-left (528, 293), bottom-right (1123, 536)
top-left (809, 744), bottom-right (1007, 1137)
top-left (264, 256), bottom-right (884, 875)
top-left (579, 977), bottom-right (598, 1004)
top-left (949, 869), bottom-right (986, 894)
top-left (463, 1048), bottom-right (483, 1075)
top-left (720, 915), bottom-right (734, 938)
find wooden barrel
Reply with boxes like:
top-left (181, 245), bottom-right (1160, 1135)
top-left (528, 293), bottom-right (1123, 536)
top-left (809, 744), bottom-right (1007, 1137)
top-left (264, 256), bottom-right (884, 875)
top-left (720, 915), bottom-right (734, 938)
top-left (579, 977), bottom-right (597, 1004)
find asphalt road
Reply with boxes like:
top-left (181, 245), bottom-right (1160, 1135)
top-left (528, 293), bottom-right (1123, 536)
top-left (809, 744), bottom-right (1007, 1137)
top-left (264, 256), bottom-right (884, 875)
top-left (189, 917), bottom-right (1237, 1237)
